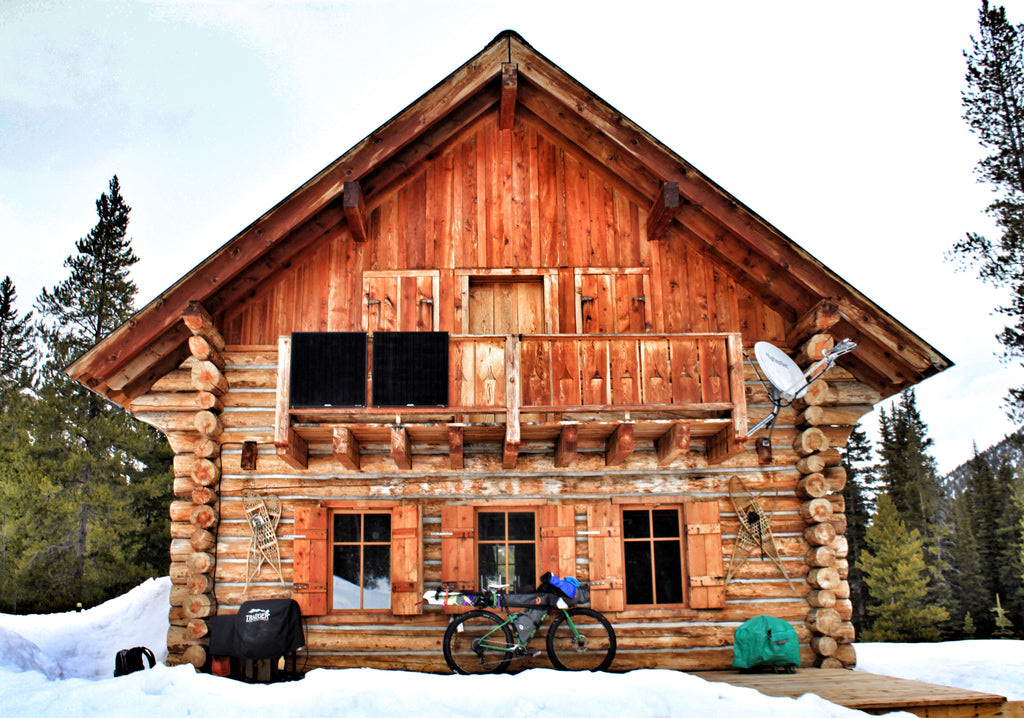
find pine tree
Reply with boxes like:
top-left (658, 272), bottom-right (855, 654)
top-left (948, 490), bottom-right (990, 636)
top-left (858, 494), bottom-right (950, 642)
top-left (994, 456), bottom-right (1024, 629)
top-left (956, 1), bottom-right (1024, 419)
top-left (0, 276), bottom-right (35, 388)
top-left (841, 424), bottom-right (878, 633)
top-left (13, 176), bottom-right (172, 612)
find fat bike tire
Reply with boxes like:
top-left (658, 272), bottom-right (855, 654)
top-left (546, 607), bottom-right (616, 671)
top-left (442, 610), bottom-right (515, 675)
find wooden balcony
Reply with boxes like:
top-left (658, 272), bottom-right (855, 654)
top-left (274, 333), bottom-right (748, 470)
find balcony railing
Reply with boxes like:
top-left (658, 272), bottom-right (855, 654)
top-left (275, 332), bottom-right (748, 468)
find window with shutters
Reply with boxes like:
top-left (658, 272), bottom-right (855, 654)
top-left (586, 499), bottom-right (725, 612)
top-left (292, 502), bottom-right (422, 617)
top-left (439, 504), bottom-right (576, 608)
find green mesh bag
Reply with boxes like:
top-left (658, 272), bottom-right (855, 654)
top-left (731, 615), bottom-right (800, 670)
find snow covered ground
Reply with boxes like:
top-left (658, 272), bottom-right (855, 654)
top-left (0, 577), bottom-right (1020, 718)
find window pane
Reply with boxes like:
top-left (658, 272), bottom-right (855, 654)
top-left (623, 510), bottom-right (649, 539)
top-left (334, 514), bottom-right (360, 543)
top-left (624, 542), bottom-right (653, 604)
top-left (652, 509), bottom-right (680, 538)
top-left (507, 512), bottom-right (535, 541)
top-left (508, 543), bottom-right (536, 592)
top-left (653, 541), bottom-right (683, 604)
top-left (478, 544), bottom-right (504, 589)
top-left (363, 545), bottom-right (391, 609)
top-left (478, 512), bottom-right (505, 541)
top-left (364, 513), bottom-right (391, 543)
top-left (332, 545), bottom-right (361, 609)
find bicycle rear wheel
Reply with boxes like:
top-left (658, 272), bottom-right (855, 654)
top-left (442, 610), bottom-right (515, 675)
top-left (546, 607), bottom-right (616, 671)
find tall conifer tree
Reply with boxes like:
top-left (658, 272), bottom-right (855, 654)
top-left (841, 425), bottom-right (878, 633)
top-left (858, 494), bottom-right (950, 641)
top-left (18, 176), bottom-right (171, 611)
top-left (0, 276), bottom-right (35, 389)
top-left (957, 1), bottom-right (1024, 418)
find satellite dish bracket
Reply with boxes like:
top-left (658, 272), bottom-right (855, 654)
top-left (747, 339), bottom-right (856, 439)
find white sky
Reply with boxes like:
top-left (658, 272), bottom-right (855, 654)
top-left (2, 0), bottom-right (1023, 474)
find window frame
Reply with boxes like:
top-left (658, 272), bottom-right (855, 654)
top-left (620, 505), bottom-right (687, 608)
top-left (329, 509), bottom-right (394, 612)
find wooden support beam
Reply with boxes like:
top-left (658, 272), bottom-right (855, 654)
top-left (343, 180), bottom-right (368, 243)
top-left (190, 360), bottom-right (228, 396)
top-left (655, 422), bottom-right (690, 466)
top-left (276, 427), bottom-right (308, 470)
top-left (554, 424), bottom-right (578, 468)
top-left (333, 427), bottom-right (361, 470)
top-left (605, 423), bottom-right (634, 466)
top-left (646, 182), bottom-right (680, 242)
top-left (500, 62), bottom-right (518, 131)
top-left (273, 335), bottom-right (306, 468)
top-left (448, 425), bottom-right (464, 470)
top-left (786, 300), bottom-right (840, 349)
top-left (188, 335), bottom-right (225, 372)
top-left (391, 425), bottom-right (412, 470)
top-left (706, 425), bottom-right (743, 465)
top-left (504, 335), bottom-right (521, 470)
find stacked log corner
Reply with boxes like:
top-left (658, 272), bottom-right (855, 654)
top-left (167, 306), bottom-right (228, 669)
top-left (793, 334), bottom-right (856, 668)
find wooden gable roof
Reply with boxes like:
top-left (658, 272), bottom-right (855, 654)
top-left (67, 30), bottom-right (950, 406)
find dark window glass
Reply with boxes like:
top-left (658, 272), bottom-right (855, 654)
top-left (477, 510), bottom-right (536, 592)
top-left (623, 507), bottom-right (685, 606)
top-left (331, 512), bottom-right (391, 611)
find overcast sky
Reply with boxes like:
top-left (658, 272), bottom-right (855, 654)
top-left (2, 0), bottom-right (1023, 473)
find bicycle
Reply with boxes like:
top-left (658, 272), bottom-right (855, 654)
top-left (423, 582), bottom-right (616, 675)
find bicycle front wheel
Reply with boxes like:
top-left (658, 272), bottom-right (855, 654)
top-left (442, 610), bottom-right (515, 675)
top-left (546, 607), bottom-right (616, 671)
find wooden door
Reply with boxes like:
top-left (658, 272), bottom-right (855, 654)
top-left (467, 279), bottom-right (545, 334)
top-left (363, 272), bottom-right (439, 333)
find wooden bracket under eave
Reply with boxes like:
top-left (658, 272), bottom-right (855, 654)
top-left (554, 424), bottom-right (578, 468)
top-left (605, 423), bottom-right (634, 466)
top-left (786, 300), bottom-right (840, 349)
top-left (706, 426), bottom-right (745, 465)
top-left (449, 426), bottom-right (464, 470)
top-left (500, 62), bottom-right (518, 131)
top-left (656, 422), bottom-right (690, 466)
top-left (276, 428), bottom-right (308, 469)
top-left (343, 180), bottom-right (368, 242)
top-left (646, 182), bottom-right (680, 242)
top-left (333, 427), bottom-right (360, 470)
top-left (391, 425), bottom-right (412, 470)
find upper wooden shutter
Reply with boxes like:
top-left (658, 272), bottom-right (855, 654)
top-left (684, 499), bottom-right (726, 609)
top-left (440, 505), bottom-right (477, 613)
top-left (539, 504), bottom-right (577, 579)
top-left (292, 505), bottom-right (328, 616)
top-left (390, 504), bottom-right (422, 615)
top-left (586, 503), bottom-right (624, 612)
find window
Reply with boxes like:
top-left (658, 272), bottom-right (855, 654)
top-left (477, 511), bottom-right (537, 592)
top-left (622, 507), bottom-right (684, 605)
top-left (292, 503), bottom-right (421, 617)
top-left (331, 512), bottom-right (392, 610)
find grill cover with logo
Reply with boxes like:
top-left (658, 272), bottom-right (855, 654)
top-left (210, 599), bottom-right (305, 660)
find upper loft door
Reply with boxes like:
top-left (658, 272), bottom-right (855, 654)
top-left (467, 278), bottom-right (546, 334)
top-left (363, 271), bottom-right (439, 333)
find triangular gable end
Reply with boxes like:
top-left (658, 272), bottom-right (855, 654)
top-left (67, 30), bottom-right (951, 405)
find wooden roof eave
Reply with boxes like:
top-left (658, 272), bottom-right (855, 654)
top-left (67, 34), bottom-right (516, 397)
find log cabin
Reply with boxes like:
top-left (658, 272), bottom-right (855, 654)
top-left (67, 30), bottom-right (950, 673)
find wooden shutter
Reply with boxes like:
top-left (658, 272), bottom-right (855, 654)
top-left (292, 505), bottom-right (328, 616)
top-left (440, 505), bottom-right (476, 613)
top-left (540, 504), bottom-right (577, 579)
top-left (586, 503), bottom-right (624, 612)
top-left (391, 504), bottom-right (422, 615)
top-left (684, 499), bottom-right (726, 609)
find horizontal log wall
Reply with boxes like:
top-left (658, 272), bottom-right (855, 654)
top-left (141, 343), bottom-right (870, 672)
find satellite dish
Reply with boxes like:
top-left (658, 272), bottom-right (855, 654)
top-left (748, 338), bottom-right (857, 441)
top-left (753, 342), bottom-right (809, 401)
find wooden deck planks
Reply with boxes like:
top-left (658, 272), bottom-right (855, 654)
top-left (692, 669), bottom-right (1018, 718)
